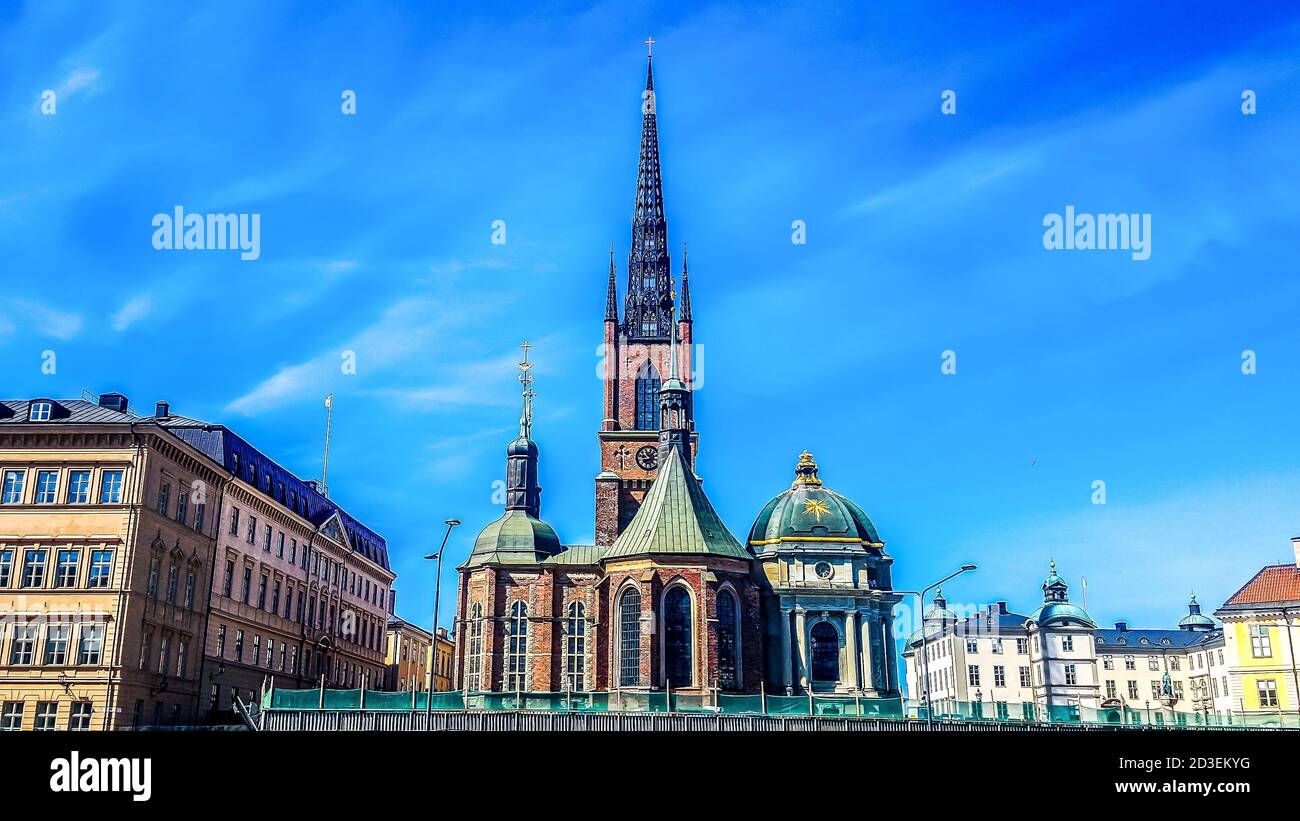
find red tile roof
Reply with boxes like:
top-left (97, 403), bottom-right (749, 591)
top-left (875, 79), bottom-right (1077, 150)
top-left (1223, 564), bottom-right (1300, 606)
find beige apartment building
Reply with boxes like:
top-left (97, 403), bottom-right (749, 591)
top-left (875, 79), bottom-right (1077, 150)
top-left (0, 393), bottom-right (397, 730)
top-left (0, 394), bottom-right (226, 729)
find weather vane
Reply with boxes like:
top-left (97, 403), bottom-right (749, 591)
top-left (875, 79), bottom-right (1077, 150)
top-left (518, 340), bottom-right (536, 438)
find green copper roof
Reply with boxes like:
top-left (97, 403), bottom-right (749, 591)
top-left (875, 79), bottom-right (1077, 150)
top-left (747, 452), bottom-right (882, 546)
top-left (542, 545), bottom-right (606, 565)
top-left (603, 445), bottom-right (749, 561)
top-left (461, 509), bottom-right (562, 569)
top-left (1029, 602), bottom-right (1097, 628)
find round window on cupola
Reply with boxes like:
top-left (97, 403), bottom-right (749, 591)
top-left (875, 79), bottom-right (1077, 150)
top-left (814, 561), bottom-right (833, 580)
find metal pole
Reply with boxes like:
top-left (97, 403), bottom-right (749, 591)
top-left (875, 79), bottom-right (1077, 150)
top-left (425, 518), bottom-right (460, 722)
top-left (895, 563), bottom-right (977, 730)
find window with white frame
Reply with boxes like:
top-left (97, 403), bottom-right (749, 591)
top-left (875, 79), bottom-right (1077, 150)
top-left (77, 624), bottom-right (104, 665)
top-left (993, 665), bottom-right (1006, 687)
top-left (29, 401), bottom-right (53, 421)
top-left (1257, 679), bottom-right (1278, 708)
top-left (1064, 663), bottom-right (1077, 685)
top-left (1250, 625), bottom-right (1272, 658)
top-left (2, 470), bottom-right (25, 504)
top-left (968, 666), bottom-right (980, 686)
top-left (1102, 654), bottom-right (1114, 670)
top-left (66, 470), bottom-right (91, 504)
top-left (1061, 635), bottom-right (1074, 652)
top-left (34, 470), bottom-right (57, 504)
top-left (99, 470), bottom-right (124, 503)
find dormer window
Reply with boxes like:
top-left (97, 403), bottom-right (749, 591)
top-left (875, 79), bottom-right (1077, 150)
top-left (29, 401), bottom-right (52, 421)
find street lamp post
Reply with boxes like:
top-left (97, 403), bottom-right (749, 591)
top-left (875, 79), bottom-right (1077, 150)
top-left (424, 518), bottom-right (461, 724)
top-left (896, 563), bottom-right (978, 730)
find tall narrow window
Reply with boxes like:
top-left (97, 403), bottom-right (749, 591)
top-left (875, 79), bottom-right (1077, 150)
top-left (505, 601), bottom-right (528, 691)
top-left (99, 470), bottom-right (124, 503)
top-left (634, 363), bottom-right (661, 430)
top-left (565, 602), bottom-right (586, 691)
top-left (663, 586), bottom-right (693, 687)
top-left (466, 604), bottom-right (483, 691)
top-left (717, 589), bottom-right (739, 689)
top-left (619, 588), bottom-right (642, 687)
top-left (810, 621), bottom-right (840, 683)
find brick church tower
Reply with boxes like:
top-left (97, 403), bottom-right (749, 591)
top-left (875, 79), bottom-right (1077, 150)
top-left (595, 46), bottom-right (696, 547)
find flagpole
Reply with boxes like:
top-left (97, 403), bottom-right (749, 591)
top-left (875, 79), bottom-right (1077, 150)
top-left (322, 394), bottom-right (334, 497)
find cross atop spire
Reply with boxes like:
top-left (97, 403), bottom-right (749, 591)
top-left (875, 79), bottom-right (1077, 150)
top-left (644, 35), bottom-right (655, 56)
top-left (517, 341), bottom-right (535, 439)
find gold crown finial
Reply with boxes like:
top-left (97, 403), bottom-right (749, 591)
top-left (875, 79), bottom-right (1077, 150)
top-left (793, 451), bottom-right (822, 486)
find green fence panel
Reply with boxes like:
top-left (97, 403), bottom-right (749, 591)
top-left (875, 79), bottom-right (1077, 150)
top-left (718, 694), bottom-right (765, 715)
top-left (271, 689), bottom-right (323, 710)
top-left (766, 694), bottom-right (812, 716)
top-left (322, 689), bottom-right (362, 709)
top-left (365, 691), bottom-right (416, 711)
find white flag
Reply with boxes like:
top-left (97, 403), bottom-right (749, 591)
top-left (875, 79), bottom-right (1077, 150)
top-left (324, 394), bottom-right (333, 409)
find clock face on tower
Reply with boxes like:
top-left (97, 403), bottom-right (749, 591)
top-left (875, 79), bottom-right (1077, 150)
top-left (635, 445), bottom-right (658, 471)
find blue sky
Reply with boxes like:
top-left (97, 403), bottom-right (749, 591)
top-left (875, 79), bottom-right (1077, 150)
top-left (3, 1), bottom-right (1300, 638)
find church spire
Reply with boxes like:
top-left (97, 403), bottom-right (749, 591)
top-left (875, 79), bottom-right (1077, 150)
top-left (679, 243), bottom-right (692, 322)
top-left (623, 38), bottom-right (672, 341)
top-left (605, 242), bottom-right (618, 322)
top-left (506, 341), bottom-right (541, 517)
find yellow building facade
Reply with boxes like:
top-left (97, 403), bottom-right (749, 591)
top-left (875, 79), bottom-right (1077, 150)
top-left (1214, 540), bottom-right (1300, 718)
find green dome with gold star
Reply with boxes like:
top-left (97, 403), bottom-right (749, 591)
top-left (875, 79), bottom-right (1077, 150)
top-left (747, 452), bottom-right (882, 548)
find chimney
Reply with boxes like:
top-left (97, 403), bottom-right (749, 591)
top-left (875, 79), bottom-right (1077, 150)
top-left (155, 401), bottom-right (170, 419)
top-left (388, 588), bottom-right (396, 615)
top-left (1292, 536), bottom-right (1300, 569)
top-left (97, 392), bottom-right (128, 413)
top-left (997, 601), bottom-right (1008, 615)
top-left (1114, 620), bottom-right (1128, 632)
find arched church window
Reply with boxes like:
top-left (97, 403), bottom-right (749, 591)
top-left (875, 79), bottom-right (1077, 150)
top-left (619, 588), bottom-right (642, 687)
top-left (717, 589), bottom-right (739, 689)
top-left (505, 601), bottom-right (528, 691)
top-left (565, 602), bottom-right (586, 692)
top-left (810, 621), bottom-right (839, 683)
top-left (634, 363), bottom-right (661, 430)
top-left (466, 604), bottom-right (483, 691)
top-left (663, 586), bottom-right (693, 687)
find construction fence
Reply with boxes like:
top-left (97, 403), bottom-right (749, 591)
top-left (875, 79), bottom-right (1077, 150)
top-left (262, 687), bottom-right (1299, 729)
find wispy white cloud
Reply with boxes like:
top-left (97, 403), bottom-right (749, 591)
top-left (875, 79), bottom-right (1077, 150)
top-left (59, 67), bottom-right (102, 97)
top-left (111, 293), bottom-right (153, 331)
top-left (0, 299), bottom-right (83, 340)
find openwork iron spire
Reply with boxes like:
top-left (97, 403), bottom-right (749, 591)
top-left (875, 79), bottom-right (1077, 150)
top-left (623, 42), bottom-right (672, 341)
top-left (605, 242), bottom-right (618, 322)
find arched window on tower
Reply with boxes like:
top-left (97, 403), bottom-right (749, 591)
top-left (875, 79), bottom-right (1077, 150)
top-left (810, 621), bottom-right (840, 684)
top-left (717, 589), bottom-right (739, 689)
top-left (505, 600), bottom-right (528, 691)
top-left (466, 603), bottom-right (483, 691)
top-left (663, 586), bottom-right (693, 687)
top-left (634, 363), bottom-right (661, 430)
top-left (619, 588), bottom-right (642, 687)
top-left (565, 602), bottom-right (586, 692)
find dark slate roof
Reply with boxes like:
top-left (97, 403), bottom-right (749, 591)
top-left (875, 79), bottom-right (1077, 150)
top-left (0, 399), bottom-right (135, 425)
top-left (1094, 628), bottom-right (1214, 649)
top-left (1, 395), bottom-right (390, 571)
